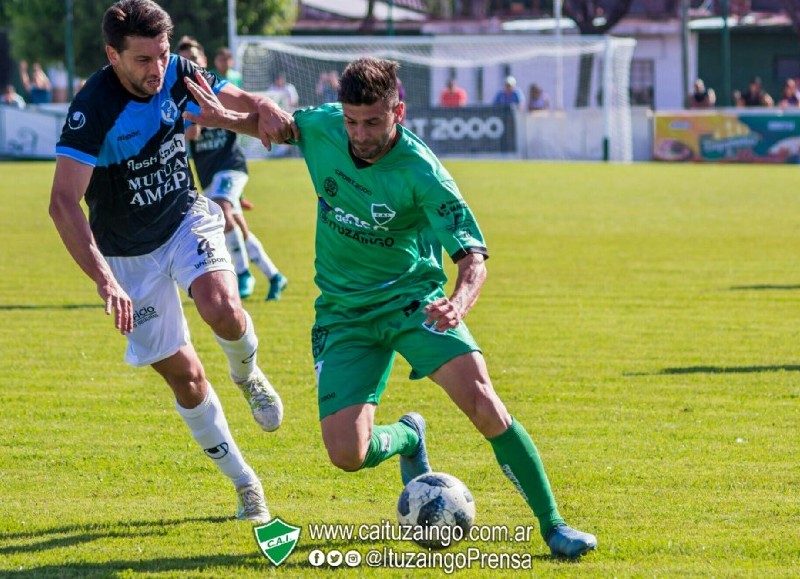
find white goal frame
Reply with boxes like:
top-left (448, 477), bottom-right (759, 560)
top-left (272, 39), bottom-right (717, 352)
top-left (233, 34), bottom-right (636, 162)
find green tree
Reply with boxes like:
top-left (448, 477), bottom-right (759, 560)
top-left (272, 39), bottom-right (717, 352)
top-left (5, 0), bottom-right (295, 78)
top-left (561, 0), bottom-right (635, 107)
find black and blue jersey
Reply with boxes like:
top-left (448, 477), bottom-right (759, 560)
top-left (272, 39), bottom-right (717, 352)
top-left (188, 127), bottom-right (248, 189)
top-left (56, 55), bottom-right (225, 257)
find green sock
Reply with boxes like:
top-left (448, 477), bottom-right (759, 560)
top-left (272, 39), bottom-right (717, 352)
top-left (360, 422), bottom-right (420, 469)
top-left (488, 417), bottom-right (565, 539)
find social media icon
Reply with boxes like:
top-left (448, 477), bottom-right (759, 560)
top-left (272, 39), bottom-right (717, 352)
top-left (327, 549), bottom-right (343, 567)
top-left (345, 550), bottom-right (362, 567)
top-left (308, 549), bottom-right (325, 567)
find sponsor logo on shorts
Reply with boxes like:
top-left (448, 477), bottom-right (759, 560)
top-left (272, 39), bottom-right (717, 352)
top-left (204, 442), bottom-right (230, 460)
top-left (311, 325), bottom-right (329, 358)
top-left (421, 320), bottom-right (448, 335)
top-left (132, 305), bottom-right (159, 328)
top-left (194, 238), bottom-right (229, 269)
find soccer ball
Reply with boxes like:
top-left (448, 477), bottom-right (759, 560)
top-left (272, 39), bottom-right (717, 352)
top-left (396, 472), bottom-right (476, 549)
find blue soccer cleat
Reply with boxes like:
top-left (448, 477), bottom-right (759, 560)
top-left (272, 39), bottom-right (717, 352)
top-left (545, 524), bottom-right (597, 559)
top-left (238, 270), bottom-right (255, 299)
top-left (399, 412), bottom-right (432, 486)
top-left (266, 273), bottom-right (288, 301)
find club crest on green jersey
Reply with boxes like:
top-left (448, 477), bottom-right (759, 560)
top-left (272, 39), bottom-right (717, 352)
top-left (371, 203), bottom-right (396, 226)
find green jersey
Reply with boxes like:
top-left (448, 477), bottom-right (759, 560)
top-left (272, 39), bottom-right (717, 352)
top-left (294, 103), bottom-right (488, 309)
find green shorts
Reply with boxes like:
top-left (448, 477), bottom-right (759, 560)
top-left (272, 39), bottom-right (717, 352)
top-left (311, 287), bottom-right (481, 419)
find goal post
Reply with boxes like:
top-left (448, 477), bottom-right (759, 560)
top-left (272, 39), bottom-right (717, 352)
top-left (234, 34), bottom-right (636, 162)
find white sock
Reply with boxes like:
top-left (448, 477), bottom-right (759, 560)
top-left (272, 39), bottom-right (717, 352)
top-left (225, 228), bottom-right (249, 275)
top-left (214, 309), bottom-right (258, 381)
top-left (176, 382), bottom-right (257, 488)
top-left (245, 234), bottom-right (279, 279)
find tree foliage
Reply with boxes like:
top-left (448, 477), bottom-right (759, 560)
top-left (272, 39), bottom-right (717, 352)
top-left (561, 0), bottom-right (635, 34)
top-left (5, 0), bottom-right (295, 78)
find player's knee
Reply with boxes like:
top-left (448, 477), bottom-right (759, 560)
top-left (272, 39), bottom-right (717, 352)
top-left (469, 384), bottom-right (511, 436)
top-left (326, 445), bottom-right (366, 472)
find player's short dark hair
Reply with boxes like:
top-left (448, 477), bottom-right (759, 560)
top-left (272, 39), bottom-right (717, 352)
top-left (102, 0), bottom-right (174, 53)
top-left (338, 57), bottom-right (400, 106)
top-left (177, 35), bottom-right (203, 54)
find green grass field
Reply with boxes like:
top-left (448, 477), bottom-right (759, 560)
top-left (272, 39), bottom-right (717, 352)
top-left (1, 159), bottom-right (799, 577)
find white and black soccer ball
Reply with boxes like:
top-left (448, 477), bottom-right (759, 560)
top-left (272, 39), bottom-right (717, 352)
top-left (396, 472), bottom-right (476, 549)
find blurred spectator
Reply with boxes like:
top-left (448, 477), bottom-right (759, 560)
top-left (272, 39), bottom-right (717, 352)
top-left (20, 61), bottom-right (52, 104)
top-left (493, 75), bottom-right (525, 110)
top-left (1, 84), bottom-right (26, 109)
top-left (439, 78), bottom-right (467, 107)
top-left (741, 76), bottom-right (773, 107)
top-left (213, 47), bottom-right (242, 88)
top-left (48, 62), bottom-right (69, 103)
top-left (527, 83), bottom-right (551, 111)
top-left (688, 78), bottom-right (715, 109)
top-left (777, 78), bottom-right (800, 108)
top-left (316, 70), bottom-right (339, 104)
top-left (397, 78), bottom-right (406, 101)
top-left (268, 72), bottom-right (299, 109)
top-left (731, 90), bottom-right (744, 107)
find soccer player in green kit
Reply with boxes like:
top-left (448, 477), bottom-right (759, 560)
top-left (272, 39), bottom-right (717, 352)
top-left (184, 57), bottom-right (596, 558)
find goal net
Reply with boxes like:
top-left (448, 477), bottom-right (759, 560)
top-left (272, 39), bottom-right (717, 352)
top-left (234, 35), bottom-right (636, 162)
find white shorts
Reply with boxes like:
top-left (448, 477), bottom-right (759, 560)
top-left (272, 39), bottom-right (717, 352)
top-left (205, 170), bottom-right (248, 215)
top-left (107, 195), bottom-right (234, 367)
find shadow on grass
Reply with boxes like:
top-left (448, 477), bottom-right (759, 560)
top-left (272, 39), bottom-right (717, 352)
top-left (728, 284), bottom-right (800, 291)
top-left (628, 365), bottom-right (800, 376)
top-left (0, 304), bottom-right (101, 311)
top-left (0, 516), bottom-right (229, 554)
top-left (3, 554), bottom-right (270, 577)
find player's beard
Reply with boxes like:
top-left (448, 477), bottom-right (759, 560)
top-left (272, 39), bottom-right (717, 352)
top-left (350, 130), bottom-right (397, 163)
top-left (135, 75), bottom-right (164, 97)
top-left (116, 67), bottom-right (163, 98)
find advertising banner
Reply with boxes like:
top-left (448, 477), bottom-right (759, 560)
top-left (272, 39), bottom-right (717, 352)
top-left (654, 111), bottom-right (800, 163)
top-left (404, 105), bottom-right (518, 157)
top-left (0, 106), bottom-right (66, 159)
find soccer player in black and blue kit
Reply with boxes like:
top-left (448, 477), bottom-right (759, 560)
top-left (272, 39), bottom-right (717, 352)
top-left (186, 57), bottom-right (597, 558)
top-left (49, 0), bottom-right (297, 523)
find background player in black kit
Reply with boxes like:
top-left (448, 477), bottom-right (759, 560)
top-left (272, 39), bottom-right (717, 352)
top-left (49, 0), bottom-right (297, 522)
top-left (178, 36), bottom-right (287, 302)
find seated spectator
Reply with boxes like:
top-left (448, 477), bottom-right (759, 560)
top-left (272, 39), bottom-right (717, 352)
top-left (527, 83), bottom-right (551, 111)
top-left (688, 78), bottom-right (715, 109)
top-left (741, 77), bottom-right (773, 107)
top-left (777, 78), bottom-right (800, 108)
top-left (493, 76), bottom-right (525, 110)
top-left (1, 84), bottom-right (26, 109)
top-left (439, 78), bottom-right (467, 107)
top-left (20, 61), bottom-right (52, 104)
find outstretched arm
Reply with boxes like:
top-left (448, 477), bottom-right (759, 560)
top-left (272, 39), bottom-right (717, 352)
top-left (184, 73), bottom-right (298, 150)
top-left (49, 157), bottom-right (133, 334)
top-left (423, 252), bottom-right (487, 331)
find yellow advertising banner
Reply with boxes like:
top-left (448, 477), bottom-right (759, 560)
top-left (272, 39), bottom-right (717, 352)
top-left (653, 111), bottom-right (800, 163)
